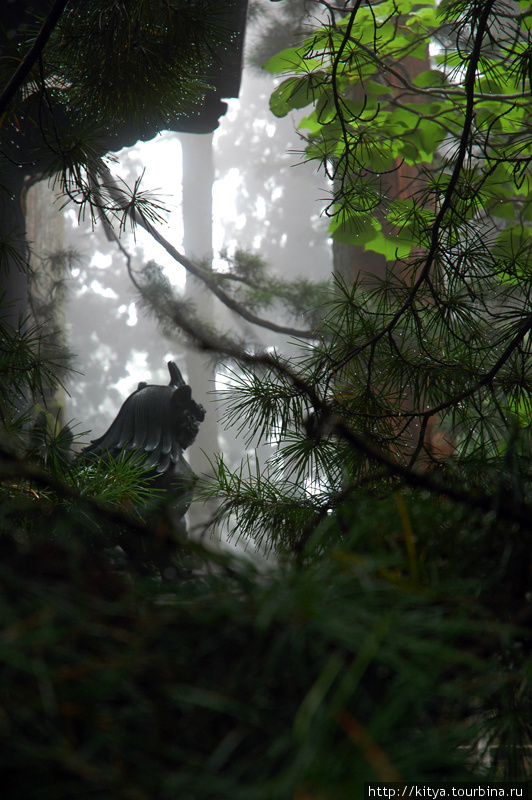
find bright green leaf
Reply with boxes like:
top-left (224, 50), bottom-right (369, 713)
top-left (365, 80), bottom-right (393, 96)
top-left (328, 214), bottom-right (379, 245)
top-left (412, 70), bottom-right (451, 89)
top-left (263, 46), bottom-right (321, 75)
top-left (364, 230), bottom-right (413, 260)
top-left (270, 75), bottom-right (326, 118)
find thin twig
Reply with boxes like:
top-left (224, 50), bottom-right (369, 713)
top-left (329, 0), bottom-right (498, 374)
top-left (93, 164), bottom-right (320, 340)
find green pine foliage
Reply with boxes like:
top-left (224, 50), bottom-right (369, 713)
top-left (213, 249), bottom-right (333, 330)
top-left (49, 0), bottom-right (222, 131)
top-left (1, 527), bottom-right (514, 799)
top-left (201, 0), bottom-right (532, 557)
top-left (0, 316), bottom-right (69, 432)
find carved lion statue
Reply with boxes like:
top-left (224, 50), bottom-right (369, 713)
top-left (82, 360), bottom-right (205, 525)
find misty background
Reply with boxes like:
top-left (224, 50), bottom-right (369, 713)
top-left (26, 3), bottom-right (333, 538)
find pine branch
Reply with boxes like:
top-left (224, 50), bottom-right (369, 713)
top-left (0, 442), bottom-right (151, 537)
top-left (90, 162), bottom-right (320, 340)
top-left (0, 0), bottom-right (70, 121)
top-left (328, 0), bottom-right (498, 376)
top-left (152, 286), bottom-right (532, 545)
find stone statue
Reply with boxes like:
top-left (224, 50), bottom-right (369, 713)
top-left (82, 361), bottom-right (205, 560)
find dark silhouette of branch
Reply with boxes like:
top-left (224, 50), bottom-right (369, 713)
top-left (141, 223), bottom-right (320, 340)
top-left (92, 164), bottom-right (320, 340)
top-left (343, 313), bottom-right (532, 428)
top-left (329, 0), bottom-right (498, 374)
top-left (418, 316), bottom-right (532, 419)
top-left (0, 443), bottom-right (150, 537)
top-left (0, 0), bottom-right (70, 122)
top-left (142, 285), bottom-right (532, 548)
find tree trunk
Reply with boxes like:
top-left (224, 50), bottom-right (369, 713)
top-left (332, 56), bottom-right (428, 285)
top-left (179, 132), bottom-right (221, 542)
top-left (25, 179), bottom-right (67, 422)
top-left (0, 169), bottom-right (29, 327)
